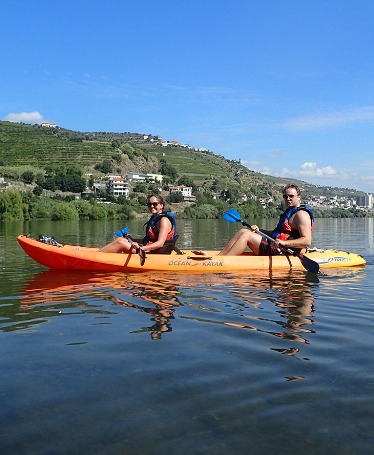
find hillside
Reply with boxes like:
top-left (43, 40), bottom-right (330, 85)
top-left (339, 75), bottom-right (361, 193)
top-left (0, 120), bottom-right (364, 202)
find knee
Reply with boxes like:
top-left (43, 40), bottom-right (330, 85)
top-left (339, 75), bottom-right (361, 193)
top-left (113, 237), bottom-right (129, 248)
top-left (238, 228), bottom-right (252, 238)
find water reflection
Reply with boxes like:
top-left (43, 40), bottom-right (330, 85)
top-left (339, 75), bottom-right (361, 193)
top-left (180, 270), bottom-right (317, 362)
top-left (111, 285), bottom-right (181, 340)
top-left (16, 270), bottom-right (182, 340)
top-left (12, 267), bottom-right (365, 350)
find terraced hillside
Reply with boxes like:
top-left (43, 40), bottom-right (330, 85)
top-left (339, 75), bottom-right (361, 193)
top-left (0, 120), bottom-right (364, 202)
top-left (0, 121), bottom-right (114, 167)
top-left (0, 121), bottom-right (264, 189)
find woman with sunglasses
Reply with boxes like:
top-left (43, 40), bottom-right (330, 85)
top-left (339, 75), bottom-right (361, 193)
top-left (99, 194), bottom-right (176, 254)
top-left (218, 184), bottom-right (314, 256)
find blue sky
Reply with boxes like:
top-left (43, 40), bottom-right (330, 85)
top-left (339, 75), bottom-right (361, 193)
top-left (2, 0), bottom-right (374, 193)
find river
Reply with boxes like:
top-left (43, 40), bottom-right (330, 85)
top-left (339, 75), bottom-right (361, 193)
top-left (1, 217), bottom-right (374, 454)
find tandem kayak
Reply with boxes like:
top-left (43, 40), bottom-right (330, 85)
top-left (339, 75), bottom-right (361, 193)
top-left (17, 234), bottom-right (366, 272)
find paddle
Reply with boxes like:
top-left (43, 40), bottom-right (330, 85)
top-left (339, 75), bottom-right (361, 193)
top-left (115, 227), bottom-right (129, 237)
top-left (115, 227), bottom-right (146, 266)
top-left (222, 208), bottom-right (319, 274)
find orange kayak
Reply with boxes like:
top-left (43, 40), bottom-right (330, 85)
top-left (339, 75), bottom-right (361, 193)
top-left (17, 235), bottom-right (366, 272)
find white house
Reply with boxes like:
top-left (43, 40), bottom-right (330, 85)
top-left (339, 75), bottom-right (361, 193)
top-left (106, 176), bottom-right (129, 198)
top-left (169, 185), bottom-right (193, 200)
top-left (126, 172), bottom-right (163, 183)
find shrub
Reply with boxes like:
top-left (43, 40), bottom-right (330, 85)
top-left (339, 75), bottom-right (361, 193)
top-left (0, 189), bottom-right (24, 220)
top-left (51, 202), bottom-right (79, 221)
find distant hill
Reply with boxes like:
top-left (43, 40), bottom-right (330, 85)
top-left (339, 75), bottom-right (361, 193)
top-left (0, 120), bottom-right (364, 202)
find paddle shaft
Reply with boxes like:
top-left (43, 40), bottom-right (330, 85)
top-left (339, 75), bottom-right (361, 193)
top-left (242, 219), bottom-right (319, 273)
top-left (127, 236), bottom-right (146, 266)
top-left (222, 208), bottom-right (319, 274)
top-left (240, 220), bottom-right (297, 255)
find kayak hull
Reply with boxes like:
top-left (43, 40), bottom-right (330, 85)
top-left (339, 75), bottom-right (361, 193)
top-left (17, 235), bottom-right (366, 272)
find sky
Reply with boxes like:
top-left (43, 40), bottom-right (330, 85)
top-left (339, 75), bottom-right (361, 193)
top-left (1, 0), bottom-right (374, 193)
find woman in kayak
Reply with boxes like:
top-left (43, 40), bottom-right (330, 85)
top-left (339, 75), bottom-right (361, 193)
top-left (218, 184), bottom-right (314, 256)
top-left (99, 194), bottom-right (177, 254)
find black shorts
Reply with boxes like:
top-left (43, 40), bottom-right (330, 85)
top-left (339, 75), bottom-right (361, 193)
top-left (258, 239), bottom-right (282, 256)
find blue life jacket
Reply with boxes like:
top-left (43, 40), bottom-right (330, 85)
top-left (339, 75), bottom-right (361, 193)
top-left (271, 204), bottom-right (314, 240)
top-left (143, 211), bottom-right (177, 245)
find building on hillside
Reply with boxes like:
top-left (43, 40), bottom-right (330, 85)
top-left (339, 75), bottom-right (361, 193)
top-left (183, 195), bottom-right (196, 202)
top-left (106, 176), bottom-right (130, 198)
top-left (93, 182), bottom-right (107, 195)
top-left (169, 185), bottom-right (193, 200)
top-left (41, 122), bottom-right (57, 128)
top-left (126, 172), bottom-right (163, 183)
top-left (146, 173), bottom-right (163, 183)
top-left (357, 193), bottom-right (373, 208)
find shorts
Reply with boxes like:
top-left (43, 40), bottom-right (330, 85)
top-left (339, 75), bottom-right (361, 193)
top-left (258, 239), bottom-right (282, 256)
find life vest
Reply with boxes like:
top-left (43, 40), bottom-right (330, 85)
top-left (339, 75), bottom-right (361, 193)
top-left (143, 211), bottom-right (177, 245)
top-left (271, 204), bottom-right (314, 241)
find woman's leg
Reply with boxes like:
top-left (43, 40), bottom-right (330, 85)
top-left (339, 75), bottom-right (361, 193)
top-left (99, 237), bottom-right (133, 253)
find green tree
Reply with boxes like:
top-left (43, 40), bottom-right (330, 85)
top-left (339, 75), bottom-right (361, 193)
top-left (44, 177), bottom-right (56, 191)
top-left (122, 144), bottom-right (134, 160)
top-left (178, 175), bottom-right (197, 193)
top-left (167, 193), bottom-right (184, 203)
top-left (21, 170), bottom-right (34, 184)
top-left (183, 203), bottom-right (219, 219)
top-left (159, 160), bottom-right (178, 181)
top-left (101, 159), bottom-right (112, 174)
top-left (88, 204), bottom-right (108, 220)
top-left (111, 139), bottom-right (121, 149)
top-left (31, 198), bottom-right (54, 219)
top-left (64, 175), bottom-right (86, 193)
top-left (32, 185), bottom-right (43, 196)
top-left (133, 183), bottom-right (147, 193)
top-left (0, 189), bottom-right (24, 220)
top-left (35, 173), bottom-right (45, 187)
top-left (51, 202), bottom-right (79, 221)
top-left (196, 191), bottom-right (214, 205)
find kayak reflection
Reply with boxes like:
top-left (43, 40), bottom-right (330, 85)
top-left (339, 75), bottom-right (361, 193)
top-left (17, 268), bottom-right (366, 347)
top-left (180, 270), bottom-right (317, 346)
top-left (19, 270), bottom-right (183, 339)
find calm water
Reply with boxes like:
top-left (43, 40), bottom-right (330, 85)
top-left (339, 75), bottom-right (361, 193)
top-left (1, 218), bottom-right (374, 454)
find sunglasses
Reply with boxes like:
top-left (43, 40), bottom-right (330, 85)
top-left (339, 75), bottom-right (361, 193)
top-left (147, 202), bottom-right (159, 208)
top-left (283, 194), bottom-right (297, 199)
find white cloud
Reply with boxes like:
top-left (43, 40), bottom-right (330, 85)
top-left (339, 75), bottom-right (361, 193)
top-left (281, 106), bottom-right (374, 131)
top-left (277, 162), bottom-right (337, 179)
top-left (3, 111), bottom-right (45, 124)
top-left (246, 160), bottom-right (272, 175)
top-left (299, 162), bottom-right (337, 177)
top-left (249, 161), bottom-right (340, 181)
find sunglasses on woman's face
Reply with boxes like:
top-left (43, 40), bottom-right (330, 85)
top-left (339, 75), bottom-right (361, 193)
top-left (147, 202), bottom-right (159, 208)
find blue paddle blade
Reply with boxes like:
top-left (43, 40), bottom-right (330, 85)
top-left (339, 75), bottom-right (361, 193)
top-left (222, 208), bottom-right (241, 223)
top-left (115, 227), bottom-right (129, 237)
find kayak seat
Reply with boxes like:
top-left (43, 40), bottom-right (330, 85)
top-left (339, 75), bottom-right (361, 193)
top-left (157, 235), bottom-right (183, 255)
